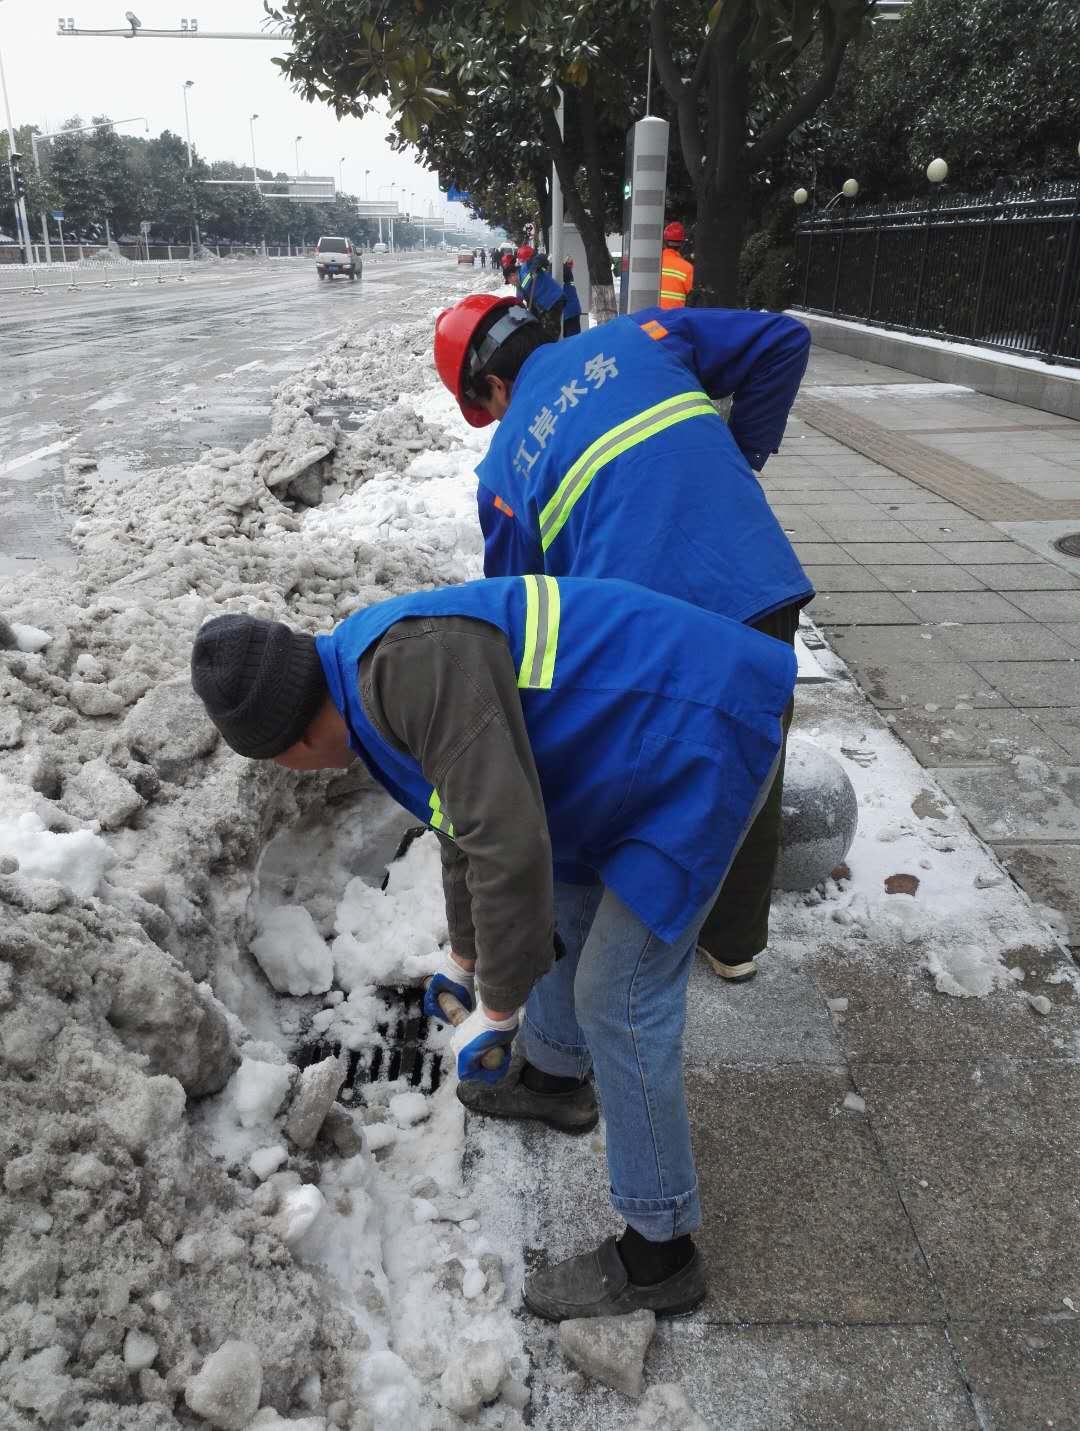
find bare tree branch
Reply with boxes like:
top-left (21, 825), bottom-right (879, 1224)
top-left (649, 0), bottom-right (704, 180)
top-left (746, 35), bottom-right (849, 164)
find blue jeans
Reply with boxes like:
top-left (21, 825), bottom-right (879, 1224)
top-left (521, 880), bottom-right (715, 1241)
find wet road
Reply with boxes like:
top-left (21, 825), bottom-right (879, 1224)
top-left (0, 255), bottom-right (446, 575)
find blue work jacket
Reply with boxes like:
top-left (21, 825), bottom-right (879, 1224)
top-left (316, 575), bottom-right (795, 944)
top-left (476, 308), bottom-right (812, 626)
top-left (517, 259), bottom-right (565, 315)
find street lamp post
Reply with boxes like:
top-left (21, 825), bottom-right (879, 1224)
top-left (182, 80), bottom-right (202, 258)
top-left (294, 134), bottom-right (302, 179)
top-left (0, 1), bottom-right (32, 263)
top-left (338, 155), bottom-right (345, 194)
top-left (249, 113), bottom-right (259, 186)
top-left (364, 168), bottom-right (370, 200)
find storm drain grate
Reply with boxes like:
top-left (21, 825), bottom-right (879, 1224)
top-left (1052, 532), bottom-right (1080, 558)
top-left (298, 985), bottom-right (446, 1095)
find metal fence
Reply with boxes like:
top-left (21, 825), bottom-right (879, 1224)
top-left (792, 181), bottom-right (1080, 368)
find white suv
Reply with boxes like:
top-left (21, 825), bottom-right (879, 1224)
top-left (315, 236), bottom-right (360, 281)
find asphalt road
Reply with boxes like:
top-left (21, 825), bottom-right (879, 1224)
top-left (0, 255), bottom-right (448, 576)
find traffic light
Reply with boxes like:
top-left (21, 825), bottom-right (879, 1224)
top-left (9, 152), bottom-right (26, 201)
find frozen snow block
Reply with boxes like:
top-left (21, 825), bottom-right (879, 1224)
top-left (775, 737), bottom-right (859, 891)
top-left (559, 1308), bottom-right (656, 1399)
top-left (184, 1339), bottom-right (263, 1430)
top-left (123, 676), bottom-right (220, 780)
top-left (285, 1053), bottom-right (348, 1150)
top-left (63, 757), bottom-right (143, 831)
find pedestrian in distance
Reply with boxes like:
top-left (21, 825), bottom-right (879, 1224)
top-left (479, 248), bottom-right (487, 269)
top-left (434, 293), bottom-right (812, 991)
top-left (190, 576), bottom-right (796, 1318)
top-left (660, 220), bottom-right (694, 309)
top-left (561, 257), bottom-right (582, 338)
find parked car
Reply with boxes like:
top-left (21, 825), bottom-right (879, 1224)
top-left (457, 246), bottom-right (476, 266)
top-left (371, 241), bottom-right (388, 255)
top-left (315, 236), bottom-right (360, 281)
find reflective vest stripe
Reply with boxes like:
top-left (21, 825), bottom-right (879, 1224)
top-left (538, 391), bottom-right (716, 552)
top-left (518, 574), bottom-right (561, 690)
top-left (520, 271), bottom-right (533, 289)
top-left (429, 788), bottom-right (455, 837)
top-left (661, 267), bottom-right (687, 280)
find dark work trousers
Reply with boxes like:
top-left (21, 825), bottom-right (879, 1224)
top-left (696, 601), bottom-right (800, 963)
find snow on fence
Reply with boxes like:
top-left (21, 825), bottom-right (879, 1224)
top-left (0, 256), bottom-right (195, 293)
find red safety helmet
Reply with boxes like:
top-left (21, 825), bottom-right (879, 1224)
top-left (663, 221), bottom-right (686, 244)
top-left (516, 244), bottom-right (535, 263)
top-left (434, 293), bottom-right (535, 428)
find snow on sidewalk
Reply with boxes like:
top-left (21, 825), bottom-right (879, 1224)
top-left (1, 263), bottom-right (1075, 1431)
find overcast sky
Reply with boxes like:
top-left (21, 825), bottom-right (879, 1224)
top-left (1, 0), bottom-right (469, 221)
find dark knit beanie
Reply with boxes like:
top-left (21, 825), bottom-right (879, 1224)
top-left (190, 614), bottom-right (328, 759)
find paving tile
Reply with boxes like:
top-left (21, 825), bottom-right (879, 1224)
top-left (807, 944), bottom-right (1075, 1065)
top-left (843, 542), bottom-right (952, 564)
top-left (959, 562), bottom-right (1080, 591)
top-left (686, 1066), bottom-right (939, 1323)
top-left (841, 476), bottom-right (930, 495)
top-left (793, 542), bottom-right (857, 565)
top-left (803, 564), bottom-right (886, 593)
top-left (1028, 707), bottom-right (1080, 757)
top-left (932, 764), bottom-right (1080, 841)
top-left (817, 520), bottom-right (921, 544)
top-left (845, 661), bottom-right (1009, 710)
top-left (888, 707), bottom-right (1068, 766)
top-left (932, 542), bottom-right (1040, 564)
top-left (976, 660), bottom-right (1080, 708)
top-left (807, 592), bottom-right (920, 625)
top-left (824, 626), bottom-right (971, 665)
top-left (1046, 623), bottom-right (1080, 649)
top-left (901, 520), bottom-right (1005, 541)
top-left (869, 564), bottom-right (987, 592)
top-left (761, 488), bottom-right (863, 507)
top-left (857, 1062), bottom-right (1080, 1319)
top-left (773, 514), bottom-right (832, 541)
top-left (997, 843), bottom-right (1080, 941)
top-left (950, 1320), bottom-right (1080, 1431)
top-left (898, 592), bottom-right (1029, 625)
top-left (935, 623), bottom-right (1080, 662)
top-left (1002, 590), bottom-right (1080, 621)
top-left (683, 952), bottom-right (840, 1071)
top-left (872, 502), bottom-right (970, 521)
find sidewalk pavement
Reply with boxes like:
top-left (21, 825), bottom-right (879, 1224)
top-left (467, 346), bottom-right (1080, 1430)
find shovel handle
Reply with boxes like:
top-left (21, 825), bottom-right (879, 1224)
top-left (428, 983), bottom-right (507, 1072)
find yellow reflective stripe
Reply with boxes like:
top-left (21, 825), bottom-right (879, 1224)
top-left (517, 575), bottom-right (561, 690)
top-left (428, 788), bottom-right (455, 838)
top-left (538, 391), bottom-right (716, 552)
top-left (660, 289), bottom-right (685, 300)
top-left (661, 267), bottom-right (687, 279)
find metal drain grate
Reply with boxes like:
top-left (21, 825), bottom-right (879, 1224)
top-left (297, 985), bottom-right (445, 1095)
top-left (1053, 532), bottom-right (1080, 558)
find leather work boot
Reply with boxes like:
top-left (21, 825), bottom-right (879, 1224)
top-left (523, 1236), bottom-right (706, 1321)
top-left (455, 1056), bottom-right (599, 1134)
top-left (699, 947), bottom-right (758, 982)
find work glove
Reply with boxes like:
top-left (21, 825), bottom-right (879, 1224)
top-left (450, 1006), bottom-right (518, 1085)
top-left (423, 949), bottom-right (475, 1021)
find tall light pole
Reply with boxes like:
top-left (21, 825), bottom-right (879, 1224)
top-left (364, 168), bottom-right (370, 200)
top-left (294, 134), bottom-right (302, 178)
top-left (249, 113), bottom-right (259, 186)
top-left (0, 0), bottom-right (32, 263)
top-left (338, 155), bottom-right (345, 193)
top-left (181, 80), bottom-right (201, 257)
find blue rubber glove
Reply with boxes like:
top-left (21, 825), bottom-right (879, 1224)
top-left (450, 1006), bottom-right (518, 1085)
top-left (423, 950), bottom-right (475, 1021)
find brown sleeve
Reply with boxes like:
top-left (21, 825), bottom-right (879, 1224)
top-left (359, 616), bottom-right (555, 1011)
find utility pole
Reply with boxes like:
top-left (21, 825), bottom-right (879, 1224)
top-left (0, 4), bottom-right (32, 263)
top-left (249, 114), bottom-right (259, 186)
top-left (182, 80), bottom-right (202, 258)
top-left (294, 134), bottom-right (302, 179)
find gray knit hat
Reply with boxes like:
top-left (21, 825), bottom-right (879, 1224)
top-left (190, 614), bottom-right (327, 759)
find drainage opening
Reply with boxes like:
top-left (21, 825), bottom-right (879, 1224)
top-left (297, 984), bottom-right (445, 1096)
top-left (1052, 532), bottom-right (1080, 558)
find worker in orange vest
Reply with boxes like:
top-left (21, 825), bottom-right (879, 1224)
top-left (660, 221), bottom-right (694, 309)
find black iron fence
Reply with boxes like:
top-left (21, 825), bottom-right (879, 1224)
top-left (792, 181), bottom-right (1080, 368)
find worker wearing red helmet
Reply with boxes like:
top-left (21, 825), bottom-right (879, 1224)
top-left (513, 243), bottom-right (565, 338)
top-left (433, 291), bottom-right (812, 1062)
top-left (660, 220), bottom-right (694, 309)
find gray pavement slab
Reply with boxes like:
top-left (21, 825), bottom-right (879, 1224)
top-left (846, 660), bottom-right (1009, 710)
top-left (1029, 707), bottom-right (1080, 757)
top-left (998, 843), bottom-right (1080, 941)
top-left (868, 564), bottom-right (988, 591)
top-left (1046, 623), bottom-right (1080, 649)
top-left (823, 626), bottom-right (970, 664)
top-left (951, 1320), bottom-right (1080, 1431)
top-left (1002, 590), bottom-right (1080, 621)
top-left (683, 953), bottom-right (841, 1070)
top-left (976, 661), bottom-right (1080, 707)
top-left (842, 542), bottom-right (953, 564)
top-left (793, 542), bottom-right (858, 565)
top-left (936, 623), bottom-right (1079, 662)
top-left (885, 708), bottom-right (1068, 767)
top-left (807, 592), bottom-right (920, 624)
top-left (803, 564), bottom-right (886, 592)
top-left (856, 1061), bottom-right (1080, 1320)
top-left (901, 519), bottom-right (1005, 541)
top-left (819, 520), bottom-right (924, 543)
top-left (774, 514), bottom-right (832, 541)
top-left (959, 562), bottom-right (1080, 590)
top-left (898, 591), bottom-right (1029, 624)
top-left (930, 765), bottom-right (1080, 842)
top-left (685, 1066), bottom-right (941, 1324)
top-left (933, 542), bottom-right (1039, 564)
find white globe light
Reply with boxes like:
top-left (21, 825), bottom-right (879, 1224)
top-left (793, 187), bottom-right (809, 206)
top-left (842, 178), bottom-right (860, 198)
top-left (926, 157), bottom-right (949, 184)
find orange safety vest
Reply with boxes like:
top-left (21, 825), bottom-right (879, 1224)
top-left (659, 247), bottom-right (694, 309)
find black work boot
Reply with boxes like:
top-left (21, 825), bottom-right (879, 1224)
top-left (455, 1055), bottom-right (598, 1135)
top-left (523, 1235), bottom-right (706, 1321)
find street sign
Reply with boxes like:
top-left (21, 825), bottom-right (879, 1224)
top-left (287, 177), bottom-right (335, 200)
top-left (140, 221), bottom-right (151, 235)
top-left (50, 211), bottom-right (64, 221)
top-left (447, 184), bottom-right (470, 204)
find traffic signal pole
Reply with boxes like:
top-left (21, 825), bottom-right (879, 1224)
top-left (0, 32), bottom-right (31, 262)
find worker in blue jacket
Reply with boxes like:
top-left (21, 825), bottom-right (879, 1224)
top-left (191, 575), bottom-right (796, 1320)
top-left (561, 257), bottom-right (583, 337)
top-left (434, 293), bottom-right (812, 994)
top-left (514, 244), bottom-right (565, 340)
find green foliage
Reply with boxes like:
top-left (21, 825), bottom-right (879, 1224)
top-left (818, 0), bottom-right (1080, 197)
top-left (738, 228), bottom-right (795, 310)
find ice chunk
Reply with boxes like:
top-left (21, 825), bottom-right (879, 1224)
top-left (278, 1184), bottom-right (326, 1244)
top-left (0, 808), bottom-right (112, 897)
top-left (389, 1090), bottom-right (429, 1126)
top-left (229, 1058), bottom-right (296, 1129)
top-left (251, 904), bottom-right (334, 996)
top-left (184, 1339), bottom-right (263, 1430)
top-left (123, 1329), bottom-right (159, 1371)
top-left (559, 1309), bottom-right (656, 1399)
top-left (249, 1144), bottom-right (288, 1180)
top-left (438, 1340), bottom-right (507, 1416)
top-left (285, 1053), bottom-right (347, 1149)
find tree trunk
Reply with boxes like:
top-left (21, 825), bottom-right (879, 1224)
top-left (692, 23), bottom-right (750, 307)
top-left (539, 106), bottom-right (615, 323)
